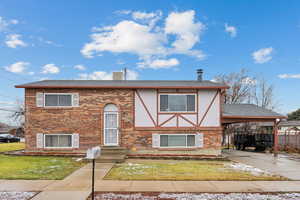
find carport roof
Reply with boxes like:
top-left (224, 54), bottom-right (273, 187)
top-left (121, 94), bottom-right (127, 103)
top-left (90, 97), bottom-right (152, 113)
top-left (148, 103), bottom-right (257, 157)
top-left (222, 104), bottom-right (286, 123)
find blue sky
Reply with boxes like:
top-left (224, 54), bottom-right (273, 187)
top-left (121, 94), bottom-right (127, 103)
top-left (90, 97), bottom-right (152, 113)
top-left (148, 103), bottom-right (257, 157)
top-left (0, 0), bottom-right (299, 124)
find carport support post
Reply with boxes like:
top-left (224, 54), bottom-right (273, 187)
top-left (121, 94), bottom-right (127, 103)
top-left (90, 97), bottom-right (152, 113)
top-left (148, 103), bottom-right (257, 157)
top-left (273, 119), bottom-right (280, 157)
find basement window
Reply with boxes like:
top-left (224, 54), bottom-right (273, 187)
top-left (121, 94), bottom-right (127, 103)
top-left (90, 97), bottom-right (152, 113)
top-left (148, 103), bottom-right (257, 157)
top-left (159, 94), bottom-right (196, 112)
top-left (160, 134), bottom-right (195, 148)
top-left (44, 94), bottom-right (72, 107)
top-left (44, 134), bottom-right (72, 148)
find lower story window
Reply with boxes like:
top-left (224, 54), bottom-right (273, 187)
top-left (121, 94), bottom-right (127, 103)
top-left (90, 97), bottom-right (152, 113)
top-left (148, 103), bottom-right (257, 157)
top-left (44, 134), bottom-right (72, 148)
top-left (160, 134), bottom-right (195, 147)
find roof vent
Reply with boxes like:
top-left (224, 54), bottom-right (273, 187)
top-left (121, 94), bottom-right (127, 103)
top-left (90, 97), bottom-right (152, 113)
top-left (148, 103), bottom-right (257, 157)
top-left (112, 72), bottom-right (124, 80)
top-left (197, 69), bottom-right (203, 81)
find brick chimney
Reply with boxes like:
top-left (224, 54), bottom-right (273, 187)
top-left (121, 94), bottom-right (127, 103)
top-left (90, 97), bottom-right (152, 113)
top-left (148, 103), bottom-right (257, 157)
top-left (112, 72), bottom-right (124, 80)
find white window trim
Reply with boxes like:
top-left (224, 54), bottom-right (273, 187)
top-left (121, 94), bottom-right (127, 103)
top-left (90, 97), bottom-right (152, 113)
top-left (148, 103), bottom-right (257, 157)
top-left (103, 110), bottom-right (119, 146)
top-left (44, 93), bottom-right (73, 108)
top-left (158, 93), bottom-right (196, 113)
top-left (158, 134), bottom-right (196, 148)
top-left (44, 134), bottom-right (73, 149)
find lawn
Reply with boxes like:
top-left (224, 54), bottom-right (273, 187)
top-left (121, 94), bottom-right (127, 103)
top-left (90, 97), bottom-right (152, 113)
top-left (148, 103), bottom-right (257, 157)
top-left (0, 142), bottom-right (25, 153)
top-left (104, 159), bottom-right (287, 181)
top-left (0, 155), bottom-right (85, 180)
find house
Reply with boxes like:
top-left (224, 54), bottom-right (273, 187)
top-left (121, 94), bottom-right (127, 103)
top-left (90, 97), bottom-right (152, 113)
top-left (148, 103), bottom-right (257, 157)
top-left (15, 70), bottom-right (286, 157)
top-left (255, 120), bottom-right (300, 135)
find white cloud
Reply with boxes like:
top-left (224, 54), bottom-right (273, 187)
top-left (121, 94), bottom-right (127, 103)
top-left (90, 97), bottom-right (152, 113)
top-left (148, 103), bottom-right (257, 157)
top-left (74, 64), bottom-right (86, 71)
top-left (278, 74), bottom-right (300, 79)
top-left (164, 10), bottom-right (206, 57)
top-left (225, 23), bottom-right (237, 37)
top-left (41, 64), bottom-right (60, 74)
top-left (242, 77), bottom-right (257, 85)
top-left (132, 11), bottom-right (158, 20)
top-left (4, 61), bottom-right (30, 74)
top-left (0, 17), bottom-right (18, 32)
top-left (81, 10), bottom-right (205, 68)
top-left (138, 58), bottom-right (179, 69)
top-left (5, 34), bottom-right (27, 48)
top-left (252, 47), bottom-right (273, 64)
top-left (78, 70), bottom-right (138, 80)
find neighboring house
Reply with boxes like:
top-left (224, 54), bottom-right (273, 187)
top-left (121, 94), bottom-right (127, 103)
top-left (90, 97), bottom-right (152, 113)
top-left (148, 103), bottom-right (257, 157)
top-left (15, 71), bottom-right (285, 157)
top-left (255, 120), bottom-right (300, 135)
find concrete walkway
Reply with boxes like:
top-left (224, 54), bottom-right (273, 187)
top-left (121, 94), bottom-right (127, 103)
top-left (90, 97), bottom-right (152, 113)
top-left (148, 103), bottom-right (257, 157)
top-left (1, 161), bottom-right (300, 199)
top-left (224, 150), bottom-right (300, 180)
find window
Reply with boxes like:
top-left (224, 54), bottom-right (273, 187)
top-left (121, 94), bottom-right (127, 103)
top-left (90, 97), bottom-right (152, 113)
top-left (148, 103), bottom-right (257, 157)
top-left (160, 94), bottom-right (195, 112)
top-left (44, 94), bottom-right (72, 107)
top-left (160, 134), bottom-right (195, 147)
top-left (44, 134), bottom-right (72, 148)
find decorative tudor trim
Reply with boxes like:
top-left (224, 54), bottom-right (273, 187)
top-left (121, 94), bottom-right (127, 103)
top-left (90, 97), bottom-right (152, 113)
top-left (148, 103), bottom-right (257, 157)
top-left (135, 90), bottom-right (157, 127)
top-left (198, 90), bottom-right (219, 126)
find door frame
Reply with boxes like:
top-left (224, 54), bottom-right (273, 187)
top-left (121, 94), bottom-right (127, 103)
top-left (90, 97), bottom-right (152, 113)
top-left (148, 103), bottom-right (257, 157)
top-left (103, 111), bottom-right (119, 146)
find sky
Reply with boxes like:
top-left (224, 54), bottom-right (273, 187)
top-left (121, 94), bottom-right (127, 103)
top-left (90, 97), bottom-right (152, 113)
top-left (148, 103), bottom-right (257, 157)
top-left (0, 0), bottom-right (299, 124)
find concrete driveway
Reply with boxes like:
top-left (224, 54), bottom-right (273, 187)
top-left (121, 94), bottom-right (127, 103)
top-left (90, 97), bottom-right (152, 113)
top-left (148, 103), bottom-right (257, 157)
top-left (224, 150), bottom-right (300, 180)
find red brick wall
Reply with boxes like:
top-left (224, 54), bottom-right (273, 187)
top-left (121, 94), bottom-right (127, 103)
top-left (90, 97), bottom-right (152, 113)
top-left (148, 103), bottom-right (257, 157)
top-left (25, 88), bottom-right (222, 152)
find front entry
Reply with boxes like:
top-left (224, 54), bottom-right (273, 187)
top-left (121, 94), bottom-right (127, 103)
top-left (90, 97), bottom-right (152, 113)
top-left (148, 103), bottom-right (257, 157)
top-left (103, 104), bottom-right (119, 146)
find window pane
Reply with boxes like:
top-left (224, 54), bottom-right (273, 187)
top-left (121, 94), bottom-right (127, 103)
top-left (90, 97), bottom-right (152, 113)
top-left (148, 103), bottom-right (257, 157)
top-left (169, 95), bottom-right (186, 111)
top-left (59, 135), bottom-right (72, 147)
top-left (59, 95), bottom-right (72, 106)
top-left (45, 135), bottom-right (59, 147)
top-left (187, 95), bottom-right (195, 111)
top-left (187, 135), bottom-right (195, 146)
top-left (105, 113), bottom-right (117, 128)
top-left (45, 95), bottom-right (58, 106)
top-left (168, 135), bottom-right (186, 146)
top-left (160, 135), bottom-right (168, 147)
top-left (160, 95), bottom-right (168, 111)
top-left (45, 135), bottom-right (72, 147)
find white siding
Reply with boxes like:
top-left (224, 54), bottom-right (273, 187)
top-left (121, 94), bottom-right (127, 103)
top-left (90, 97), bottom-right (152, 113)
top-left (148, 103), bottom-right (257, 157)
top-left (198, 90), bottom-right (220, 127)
top-left (160, 115), bottom-right (177, 127)
top-left (179, 114), bottom-right (196, 127)
top-left (135, 89), bottom-right (157, 127)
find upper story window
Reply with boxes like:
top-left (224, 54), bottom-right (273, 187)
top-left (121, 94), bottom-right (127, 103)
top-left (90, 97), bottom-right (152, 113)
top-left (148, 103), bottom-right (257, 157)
top-left (44, 94), bottom-right (72, 107)
top-left (159, 94), bottom-right (196, 112)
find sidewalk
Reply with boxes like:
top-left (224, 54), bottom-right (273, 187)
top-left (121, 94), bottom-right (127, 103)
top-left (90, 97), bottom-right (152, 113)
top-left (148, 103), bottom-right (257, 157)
top-left (1, 162), bottom-right (300, 200)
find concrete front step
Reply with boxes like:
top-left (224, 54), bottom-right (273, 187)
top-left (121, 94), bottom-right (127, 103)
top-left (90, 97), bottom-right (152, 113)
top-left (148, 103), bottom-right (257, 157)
top-left (95, 154), bottom-right (126, 163)
top-left (101, 146), bottom-right (128, 155)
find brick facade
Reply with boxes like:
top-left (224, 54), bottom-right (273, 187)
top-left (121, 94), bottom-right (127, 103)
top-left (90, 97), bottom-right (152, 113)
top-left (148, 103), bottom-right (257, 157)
top-left (25, 88), bottom-right (222, 155)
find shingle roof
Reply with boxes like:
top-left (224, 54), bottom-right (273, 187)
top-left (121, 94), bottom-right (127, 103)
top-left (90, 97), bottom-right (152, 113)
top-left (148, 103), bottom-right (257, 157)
top-left (223, 104), bottom-right (286, 119)
top-left (15, 80), bottom-right (228, 89)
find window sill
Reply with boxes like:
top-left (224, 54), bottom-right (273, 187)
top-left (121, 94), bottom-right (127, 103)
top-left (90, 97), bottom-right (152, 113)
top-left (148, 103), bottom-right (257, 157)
top-left (156, 147), bottom-right (199, 151)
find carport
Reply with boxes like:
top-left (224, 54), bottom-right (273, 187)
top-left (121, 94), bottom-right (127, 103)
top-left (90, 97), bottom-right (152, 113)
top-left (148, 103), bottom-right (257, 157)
top-left (222, 104), bottom-right (287, 156)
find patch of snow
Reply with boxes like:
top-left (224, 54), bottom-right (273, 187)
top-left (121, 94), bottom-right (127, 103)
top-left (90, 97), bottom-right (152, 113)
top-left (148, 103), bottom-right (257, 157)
top-left (0, 192), bottom-right (37, 200)
top-left (227, 162), bottom-right (271, 176)
top-left (96, 192), bottom-right (300, 200)
top-left (76, 158), bottom-right (83, 162)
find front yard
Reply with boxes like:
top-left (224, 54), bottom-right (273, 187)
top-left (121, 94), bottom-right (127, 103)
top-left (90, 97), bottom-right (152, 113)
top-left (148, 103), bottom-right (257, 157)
top-left (0, 155), bottom-right (85, 180)
top-left (105, 159), bottom-right (286, 181)
top-left (0, 142), bottom-right (25, 153)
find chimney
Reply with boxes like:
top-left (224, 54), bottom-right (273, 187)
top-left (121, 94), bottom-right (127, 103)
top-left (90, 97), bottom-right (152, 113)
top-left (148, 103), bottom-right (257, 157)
top-left (197, 69), bottom-right (203, 81)
top-left (112, 72), bottom-right (124, 80)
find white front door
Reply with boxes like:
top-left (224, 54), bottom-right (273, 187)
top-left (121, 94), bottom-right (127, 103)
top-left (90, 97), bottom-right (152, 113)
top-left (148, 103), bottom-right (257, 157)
top-left (104, 111), bottom-right (119, 146)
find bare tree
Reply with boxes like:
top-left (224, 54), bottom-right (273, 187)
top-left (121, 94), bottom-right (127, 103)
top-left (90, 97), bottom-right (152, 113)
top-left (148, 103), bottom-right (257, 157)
top-left (214, 69), bottom-right (255, 104)
top-left (10, 100), bottom-right (25, 126)
top-left (251, 77), bottom-right (276, 110)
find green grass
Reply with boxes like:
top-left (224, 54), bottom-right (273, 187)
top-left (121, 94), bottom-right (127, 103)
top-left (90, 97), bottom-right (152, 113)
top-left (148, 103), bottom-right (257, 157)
top-left (0, 155), bottom-right (85, 180)
top-left (104, 159), bottom-right (287, 181)
top-left (0, 142), bottom-right (25, 153)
